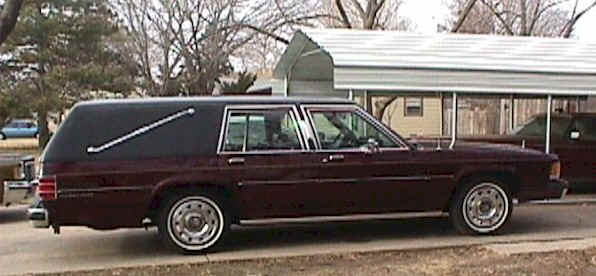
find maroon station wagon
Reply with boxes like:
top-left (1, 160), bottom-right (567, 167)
top-left (29, 97), bottom-right (567, 253)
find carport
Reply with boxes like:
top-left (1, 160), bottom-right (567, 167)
top-left (273, 28), bottom-right (596, 153)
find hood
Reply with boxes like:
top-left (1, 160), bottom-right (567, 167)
top-left (413, 140), bottom-right (554, 161)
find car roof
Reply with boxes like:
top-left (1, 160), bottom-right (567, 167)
top-left (534, 112), bottom-right (596, 118)
top-left (76, 96), bottom-right (354, 107)
top-left (8, 119), bottom-right (35, 123)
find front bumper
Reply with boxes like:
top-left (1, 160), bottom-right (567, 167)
top-left (2, 180), bottom-right (33, 206)
top-left (548, 178), bottom-right (569, 199)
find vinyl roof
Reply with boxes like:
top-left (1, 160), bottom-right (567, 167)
top-left (274, 28), bottom-right (596, 96)
top-left (77, 96), bottom-right (352, 107)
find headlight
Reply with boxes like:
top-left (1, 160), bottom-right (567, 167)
top-left (550, 161), bottom-right (561, 180)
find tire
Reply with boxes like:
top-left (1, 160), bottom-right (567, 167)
top-left (449, 177), bottom-right (512, 235)
top-left (0, 133), bottom-right (5, 140)
top-left (158, 191), bottom-right (230, 254)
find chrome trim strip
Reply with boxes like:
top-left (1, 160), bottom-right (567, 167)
top-left (240, 211), bottom-right (446, 225)
top-left (58, 185), bottom-right (153, 194)
top-left (366, 176), bottom-right (431, 182)
top-left (239, 179), bottom-right (319, 187)
top-left (237, 175), bottom-right (444, 187)
top-left (87, 108), bottom-right (195, 154)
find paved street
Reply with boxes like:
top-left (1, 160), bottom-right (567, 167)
top-left (1, 202), bottom-right (596, 275)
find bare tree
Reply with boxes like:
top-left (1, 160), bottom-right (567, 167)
top-left (449, 0), bottom-right (596, 37)
top-left (0, 0), bottom-right (23, 45)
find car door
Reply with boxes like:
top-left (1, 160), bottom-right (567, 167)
top-left (24, 122), bottom-right (37, 137)
top-left (302, 105), bottom-right (435, 214)
top-left (564, 116), bottom-right (596, 184)
top-left (217, 105), bottom-right (327, 219)
top-left (2, 122), bottom-right (18, 137)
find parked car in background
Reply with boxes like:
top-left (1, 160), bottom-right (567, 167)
top-left (449, 113), bottom-right (596, 189)
top-left (0, 119), bottom-right (39, 140)
top-left (29, 97), bottom-right (566, 254)
top-left (1, 153), bottom-right (36, 207)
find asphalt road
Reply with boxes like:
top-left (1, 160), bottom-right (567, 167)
top-left (2, 202), bottom-right (596, 275)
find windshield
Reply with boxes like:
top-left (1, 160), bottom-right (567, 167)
top-left (512, 116), bottom-right (573, 138)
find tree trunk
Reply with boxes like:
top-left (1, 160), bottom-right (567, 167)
top-left (37, 109), bottom-right (51, 149)
top-left (0, 0), bottom-right (23, 45)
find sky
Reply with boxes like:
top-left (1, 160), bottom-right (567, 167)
top-left (400, 0), bottom-right (596, 41)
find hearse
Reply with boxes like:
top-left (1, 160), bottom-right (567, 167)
top-left (29, 97), bottom-right (567, 253)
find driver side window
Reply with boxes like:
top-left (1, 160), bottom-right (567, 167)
top-left (310, 109), bottom-right (398, 150)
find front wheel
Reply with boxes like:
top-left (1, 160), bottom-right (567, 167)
top-left (158, 192), bottom-right (229, 254)
top-left (0, 132), bottom-right (5, 140)
top-left (449, 178), bottom-right (512, 235)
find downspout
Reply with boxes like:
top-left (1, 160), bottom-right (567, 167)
top-left (449, 92), bottom-right (458, 149)
top-left (546, 94), bottom-right (553, 154)
top-left (439, 92), bottom-right (444, 136)
top-left (510, 95), bottom-right (515, 132)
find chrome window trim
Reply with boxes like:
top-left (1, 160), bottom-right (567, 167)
top-left (300, 104), bottom-right (410, 151)
top-left (87, 107), bottom-right (195, 154)
top-left (217, 104), bottom-right (307, 155)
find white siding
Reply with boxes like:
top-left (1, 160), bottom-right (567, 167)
top-left (379, 97), bottom-right (442, 137)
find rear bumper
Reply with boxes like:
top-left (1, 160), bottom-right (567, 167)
top-left (27, 200), bottom-right (50, 228)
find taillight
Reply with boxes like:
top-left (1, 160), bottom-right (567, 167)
top-left (550, 161), bottom-right (561, 180)
top-left (38, 176), bottom-right (57, 201)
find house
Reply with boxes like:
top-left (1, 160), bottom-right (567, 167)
top-left (272, 28), bottom-right (596, 138)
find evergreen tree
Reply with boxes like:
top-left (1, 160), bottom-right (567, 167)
top-left (1, 0), bottom-right (136, 147)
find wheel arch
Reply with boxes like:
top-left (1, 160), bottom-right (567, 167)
top-left (444, 167), bottom-right (521, 212)
top-left (147, 180), bottom-right (239, 224)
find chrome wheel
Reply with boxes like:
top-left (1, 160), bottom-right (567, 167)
top-left (166, 196), bottom-right (224, 251)
top-left (462, 182), bottom-right (509, 233)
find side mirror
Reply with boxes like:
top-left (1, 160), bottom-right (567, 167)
top-left (570, 130), bottom-right (580, 141)
top-left (360, 138), bottom-right (380, 154)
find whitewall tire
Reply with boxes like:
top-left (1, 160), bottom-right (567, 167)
top-left (450, 178), bottom-right (512, 235)
top-left (159, 193), bottom-right (229, 253)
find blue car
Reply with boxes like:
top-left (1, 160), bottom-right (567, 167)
top-left (0, 119), bottom-right (38, 140)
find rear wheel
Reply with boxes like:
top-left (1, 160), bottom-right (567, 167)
top-left (450, 178), bottom-right (512, 235)
top-left (158, 192), bottom-right (229, 254)
top-left (0, 133), bottom-right (5, 140)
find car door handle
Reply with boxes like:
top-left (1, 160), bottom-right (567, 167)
top-left (322, 154), bottom-right (344, 163)
top-left (227, 157), bottom-right (245, 165)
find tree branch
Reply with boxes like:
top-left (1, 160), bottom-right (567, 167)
top-left (335, 0), bottom-right (352, 28)
top-left (451, 0), bottom-right (478, 32)
top-left (479, 0), bottom-right (515, 35)
top-left (0, 0), bottom-right (23, 45)
top-left (560, 0), bottom-right (596, 38)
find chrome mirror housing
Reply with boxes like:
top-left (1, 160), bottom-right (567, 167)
top-left (360, 138), bottom-right (380, 154)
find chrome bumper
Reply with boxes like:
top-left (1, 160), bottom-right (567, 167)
top-left (27, 201), bottom-right (50, 228)
top-left (549, 178), bottom-right (569, 199)
top-left (2, 180), bottom-right (33, 206)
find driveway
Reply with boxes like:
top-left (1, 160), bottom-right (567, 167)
top-left (2, 202), bottom-right (596, 275)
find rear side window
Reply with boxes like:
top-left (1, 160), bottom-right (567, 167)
top-left (514, 116), bottom-right (572, 138)
top-left (221, 108), bottom-right (303, 153)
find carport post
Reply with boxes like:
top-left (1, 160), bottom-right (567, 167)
top-left (546, 94), bottom-right (552, 154)
top-left (449, 92), bottom-right (458, 149)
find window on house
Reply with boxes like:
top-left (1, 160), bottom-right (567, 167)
top-left (404, 97), bottom-right (423, 117)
